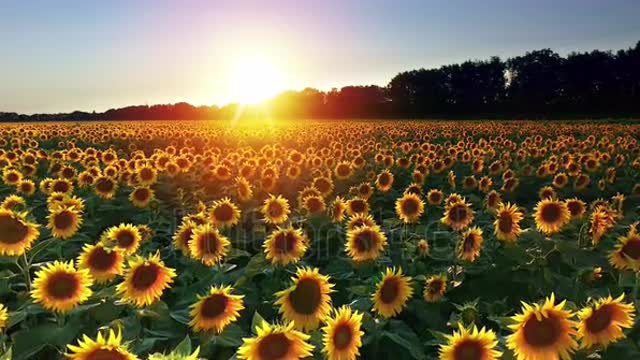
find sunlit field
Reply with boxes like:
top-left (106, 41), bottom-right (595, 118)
top-left (1, 120), bottom-right (640, 360)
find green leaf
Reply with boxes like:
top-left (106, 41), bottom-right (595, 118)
top-left (251, 311), bottom-right (266, 332)
top-left (173, 335), bottom-right (192, 356)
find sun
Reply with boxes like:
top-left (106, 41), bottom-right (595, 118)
top-left (229, 57), bottom-right (284, 104)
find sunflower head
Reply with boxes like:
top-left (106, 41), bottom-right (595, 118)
top-left (188, 223), bottom-right (230, 266)
top-left (439, 324), bottom-right (502, 360)
top-left (395, 193), bottom-right (425, 224)
top-left (577, 294), bottom-right (636, 349)
top-left (31, 261), bottom-right (93, 313)
top-left (47, 205), bottom-right (82, 239)
top-left (264, 226), bottom-right (308, 266)
top-left (102, 223), bottom-right (143, 255)
top-left (238, 321), bottom-right (314, 360)
top-left (458, 227), bottom-right (483, 262)
top-left (210, 197), bottom-right (241, 227)
top-left (129, 186), bottom-right (155, 208)
top-left (609, 226), bottom-right (640, 271)
top-left (0, 209), bottom-right (40, 256)
top-left (322, 306), bottom-right (364, 360)
top-left (66, 328), bottom-right (138, 360)
top-left (372, 267), bottom-right (413, 318)
top-left (261, 194), bottom-right (291, 225)
top-left (493, 202), bottom-right (524, 243)
top-left (275, 267), bottom-right (334, 331)
top-left (441, 199), bottom-right (475, 231)
top-left (345, 225), bottom-right (387, 263)
top-left (76, 243), bottom-right (125, 284)
top-left (533, 198), bottom-right (571, 236)
top-left (116, 252), bottom-right (176, 307)
top-left (424, 274), bottom-right (447, 303)
top-left (189, 285), bottom-right (245, 333)
top-left (507, 294), bottom-right (578, 360)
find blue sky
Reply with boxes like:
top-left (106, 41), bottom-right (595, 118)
top-left (1, 0), bottom-right (639, 114)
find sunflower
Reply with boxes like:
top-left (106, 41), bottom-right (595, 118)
top-left (506, 293), bottom-right (578, 360)
top-left (0, 303), bottom-right (8, 331)
top-left (577, 294), bottom-right (635, 349)
top-left (371, 267), bottom-right (413, 318)
top-left (322, 306), bottom-right (364, 360)
top-left (458, 227), bottom-right (483, 262)
top-left (538, 186), bottom-right (557, 200)
top-left (427, 189), bottom-right (444, 206)
top-left (302, 194), bottom-right (326, 215)
top-left (238, 321), bottom-right (314, 360)
top-left (493, 202), bottom-right (524, 243)
top-left (0, 209), bottom-right (40, 256)
top-left (275, 267), bottom-right (334, 331)
top-left (589, 206), bottom-right (616, 246)
top-left (116, 252), bottom-right (176, 307)
top-left (189, 285), bottom-right (245, 333)
top-left (346, 213), bottom-right (377, 231)
top-left (439, 324), bottom-right (502, 360)
top-left (375, 170), bottom-right (394, 192)
top-left (424, 274), bottom-right (447, 303)
top-left (102, 223), bottom-right (143, 255)
top-left (565, 198), bottom-right (586, 220)
top-left (441, 199), bottom-right (475, 231)
top-left (395, 193), bottom-right (425, 224)
top-left (334, 161), bottom-right (353, 180)
top-left (1, 194), bottom-right (26, 210)
top-left (66, 328), bottom-right (138, 360)
top-left (2, 168), bottom-right (22, 186)
top-left (417, 239), bottom-right (429, 257)
top-left (232, 177), bottom-right (253, 203)
top-left (173, 219), bottom-right (198, 255)
top-left (129, 186), bottom-right (155, 208)
top-left (94, 176), bottom-right (118, 199)
top-left (17, 179), bottom-right (36, 195)
top-left (345, 197), bottom-right (369, 216)
top-left (484, 190), bottom-right (502, 211)
top-left (76, 243), bottom-right (125, 284)
top-left (330, 196), bottom-right (347, 223)
top-left (264, 226), bottom-right (308, 266)
top-left (609, 226), bottom-right (640, 271)
top-left (31, 261), bottom-right (93, 313)
top-left (262, 194), bottom-right (291, 225)
top-left (209, 197), bottom-right (241, 227)
top-left (345, 225), bottom-right (387, 262)
top-left (533, 199), bottom-right (570, 236)
top-left (189, 223), bottom-right (230, 266)
top-left (47, 205), bottom-right (82, 239)
top-left (136, 165), bottom-right (158, 186)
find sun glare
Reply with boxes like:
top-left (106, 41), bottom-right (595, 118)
top-left (229, 57), bottom-right (283, 104)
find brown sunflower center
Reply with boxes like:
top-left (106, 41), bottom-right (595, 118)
top-left (54, 211), bottom-right (75, 230)
top-left (540, 204), bottom-right (561, 223)
top-left (96, 178), bottom-right (115, 193)
top-left (198, 231), bottom-right (221, 255)
top-left (274, 232), bottom-right (296, 254)
top-left (0, 214), bottom-right (29, 244)
top-left (428, 279), bottom-right (444, 293)
top-left (180, 228), bottom-right (194, 249)
top-left (448, 205), bottom-right (468, 223)
top-left (380, 278), bottom-right (400, 304)
top-left (213, 204), bottom-right (234, 222)
top-left (523, 313), bottom-right (561, 347)
top-left (498, 213), bottom-right (514, 233)
top-left (46, 272), bottom-right (79, 299)
top-left (258, 333), bottom-right (291, 360)
top-left (379, 173), bottom-right (391, 186)
top-left (268, 202), bottom-right (284, 218)
top-left (131, 264), bottom-right (159, 290)
top-left (463, 234), bottom-right (477, 252)
top-left (585, 304), bottom-right (614, 334)
top-left (139, 168), bottom-right (154, 181)
top-left (567, 202), bottom-right (582, 217)
top-left (116, 231), bottom-right (136, 248)
top-left (354, 229), bottom-right (378, 253)
top-left (200, 294), bottom-right (228, 319)
top-left (305, 197), bottom-right (324, 213)
top-left (337, 164), bottom-right (350, 177)
top-left (333, 323), bottom-right (353, 350)
top-left (289, 278), bottom-right (322, 315)
top-left (349, 200), bottom-right (366, 214)
top-left (86, 348), bottom-right (129, 360)
top-left (401, 199), bottom-right (419, 216)
top-left (315, 178), bottom-right (331, 193)
top-left (133, 188), bottom-right (150, 201)
top-left (453, 339), bottom-right (484, 360)
top-left (621, 238), bottom-right (640, 260)
top-left (89, 247), bottom-right (117, 271)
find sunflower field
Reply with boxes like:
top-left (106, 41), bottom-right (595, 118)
top-left (0, 120), bottom-right (640, 360)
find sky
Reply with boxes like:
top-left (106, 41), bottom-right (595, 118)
top-left (1, 0), bottom-right (639, 114)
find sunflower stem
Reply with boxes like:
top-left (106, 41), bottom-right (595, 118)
top-left (21, 253), bottom-right (31, 292)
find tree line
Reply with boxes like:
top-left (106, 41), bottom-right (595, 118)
top-left (2, 40), bottom-right (639, 122)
